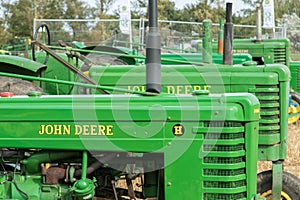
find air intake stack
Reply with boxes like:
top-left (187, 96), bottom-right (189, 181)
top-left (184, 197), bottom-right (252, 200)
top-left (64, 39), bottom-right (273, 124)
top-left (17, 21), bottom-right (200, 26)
top-left (223, 2), bottom-right (233, 65)
top-left (146, 0), bottom-right (161, 93)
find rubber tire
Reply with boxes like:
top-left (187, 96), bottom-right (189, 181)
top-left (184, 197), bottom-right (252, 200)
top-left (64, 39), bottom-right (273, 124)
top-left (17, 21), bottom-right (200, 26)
top-left (257, 170), bottom-right (300, 199)
top-left (0, 77), bottom-right (44, 95)
top-left (80, 54), bottom-right (127, 72)
top-left (291, 92), bottom-right (300, 104)
top-left (289, 92), bottom-right (300, 124)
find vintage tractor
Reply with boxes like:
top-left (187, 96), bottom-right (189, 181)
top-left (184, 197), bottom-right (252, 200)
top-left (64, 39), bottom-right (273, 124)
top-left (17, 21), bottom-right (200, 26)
top-left (58, 3), bottom-right (300, 199)
top-left (0, 1), bottom-right (270, 199)
top-left (2, 36), bottom-right (31, 55)
top-left (0, 1), bottom-right (299, 200)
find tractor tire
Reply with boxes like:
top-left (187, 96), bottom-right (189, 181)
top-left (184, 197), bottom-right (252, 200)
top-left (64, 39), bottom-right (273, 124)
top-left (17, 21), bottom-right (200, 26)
top-left (289, 92), bottom-right (300, 124)
top-left (291, 92), bottom-right (300, 105)
top-left (81, 54), bottom-right (127, 72)
top-left (257, 170), bottom-right (300, 199)
top-left (0, 76), bottom-right (44, 95)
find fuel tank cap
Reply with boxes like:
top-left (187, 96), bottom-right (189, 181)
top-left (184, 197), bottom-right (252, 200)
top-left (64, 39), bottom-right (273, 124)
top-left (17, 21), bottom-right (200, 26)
top-left (0, 92), bottom-right (14, 97)
top-left (27, 91), bottom-right (42, 97)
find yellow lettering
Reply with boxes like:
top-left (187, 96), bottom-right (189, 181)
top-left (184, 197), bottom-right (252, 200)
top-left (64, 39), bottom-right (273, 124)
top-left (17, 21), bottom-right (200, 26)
top-left (184, 85), bottom-right (192, 94)
top-left (63, 125), bottom-right (71, 135)
top-left (83, 125), bottom-right (89, 135)
top-left (193, 85), bottom-right (201, 91)
top-left (90, 125), bottom-right (97, 135)
top-left (45, 125), bottom-right (53, 135)
top-left (176, 85), bottom-right (183, 94)
top-left (132, 86), bottom-right (141, 91)
top-left (106, 125), bottom-right (114, 136)
top-left (53, 125), bottom-right (62, 135)
top-left (141, 86), bottom-right (146, 92)
top-left (203, 85), bottom-right (211, 90)
top-left (39, 124), bottom-right (114, 136)
top-left (167, 86), bottom-right (175, 94)
top-left (98, 125), bottom-right (106, 135)
top-left (75, 125), bottom-right (82, 135)
top-left (39, 125), bottom-right (45, 135)
top-left (174, 126), bottom-right (183, 135)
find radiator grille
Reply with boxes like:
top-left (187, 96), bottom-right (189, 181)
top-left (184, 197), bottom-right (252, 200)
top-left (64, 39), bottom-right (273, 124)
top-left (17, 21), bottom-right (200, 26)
top-left (204, 192), bottom-right (247, 200)
top-left (200, 122), bottom-right (247, 200)
top-left (249, 86), bottom-right (280, 143)
top-left (274, 48), bottom-right (287, 64)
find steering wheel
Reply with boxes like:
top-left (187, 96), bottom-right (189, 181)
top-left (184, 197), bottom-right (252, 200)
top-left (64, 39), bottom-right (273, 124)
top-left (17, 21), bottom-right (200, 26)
top-left (31, 23), bottom-right (50, 64)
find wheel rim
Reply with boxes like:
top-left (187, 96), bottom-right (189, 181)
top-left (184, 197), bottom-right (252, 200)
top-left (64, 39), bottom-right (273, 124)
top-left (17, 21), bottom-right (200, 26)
top-left (32, 23), bottom-right (50, 64)
top-left (261, 189), bottom-right (292, 200)
top-left (288, 99), bottom-right (300, 124)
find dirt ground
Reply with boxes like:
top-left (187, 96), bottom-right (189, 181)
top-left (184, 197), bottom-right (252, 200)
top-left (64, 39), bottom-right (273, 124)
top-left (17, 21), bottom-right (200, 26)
top-left (258, 123), bottom-right (300, 178)
top-left (282, 124), bottom-right (300, 178)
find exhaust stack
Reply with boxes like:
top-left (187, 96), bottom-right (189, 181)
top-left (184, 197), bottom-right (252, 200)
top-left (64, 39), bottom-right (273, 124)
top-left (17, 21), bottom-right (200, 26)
top-left (223, 2), bottom-right (233, 65)
top-left (256, 6), bottom-right (262, 42)
top-left (202, 19), bottom-right (212, 64)
top-left (146, 0), bottom-right (161, 93)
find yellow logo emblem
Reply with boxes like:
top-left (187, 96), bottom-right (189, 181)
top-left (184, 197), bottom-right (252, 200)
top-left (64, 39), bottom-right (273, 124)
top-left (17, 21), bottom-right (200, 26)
top-left (172, 124), bottom-right (185, 136)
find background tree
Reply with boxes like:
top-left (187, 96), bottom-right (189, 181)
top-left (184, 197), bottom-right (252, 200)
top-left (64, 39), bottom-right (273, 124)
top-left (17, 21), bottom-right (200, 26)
top-left (0, 18), bottom-right (11, 47)
top-left (4, 0), bottom-right (34, 37)
top-left (0, 0), bottom-right (299, 48)
top-left (64, 0), bottom-right (92, 42)
top-left (95, 0), bottom-right (116, 17)
top-left (131, 0), bottom-right (148, 19)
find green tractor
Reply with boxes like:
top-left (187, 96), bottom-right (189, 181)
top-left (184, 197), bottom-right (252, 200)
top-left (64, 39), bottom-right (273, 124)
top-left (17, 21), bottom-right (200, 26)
top-left (0, 1), bottom-right (299, 200)
top-left (0, 1), bottom-right (269, 199)
top-left (2, 36), bottom-right (31, 55)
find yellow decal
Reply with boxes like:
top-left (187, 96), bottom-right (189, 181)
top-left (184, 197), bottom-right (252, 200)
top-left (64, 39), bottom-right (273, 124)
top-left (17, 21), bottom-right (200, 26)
top-left (38, 124), bottom-right (71, 135)
top-left (233, 49), bottom-right (249, 53)
top-left (172, 124), bottom-right (185, 136)
top-left (128, 85), bottom-right (211, 94)
top-left (38, 124), bottom-right (114, 136)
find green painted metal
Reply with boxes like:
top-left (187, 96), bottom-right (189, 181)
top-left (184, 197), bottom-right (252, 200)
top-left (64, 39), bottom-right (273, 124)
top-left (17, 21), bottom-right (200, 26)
top-left (202, 20), bottom-right (212, 64)
top-left (27, 51), bottom-right (84, 95)
top-left (290, 61), bottom-right (300, 93)
top-left (0, 91), bottom-right (260, 199)
top-left (45, 44), bottom-right (252, 66)
top-left (0, 72), bottom-right (157, 96)
top-left (2, 37), bottom-right (31, 55)
top-left (272, 162), bottom-right (283, 200)
top-left (160, 53), bottom-right (252, 65)
top-left (0, 54), bottom-right (46, 75)
top-left (211, 38), bottom-right (290, 67)
top-left (210, 37), bottom-right (300, 98)
top-left (89, 63), bottom-right (290, 162)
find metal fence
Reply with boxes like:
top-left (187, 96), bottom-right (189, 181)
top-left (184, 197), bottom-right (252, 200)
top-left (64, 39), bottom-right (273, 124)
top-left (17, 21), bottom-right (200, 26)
top-left (34, 18), bottom-right (290, 53)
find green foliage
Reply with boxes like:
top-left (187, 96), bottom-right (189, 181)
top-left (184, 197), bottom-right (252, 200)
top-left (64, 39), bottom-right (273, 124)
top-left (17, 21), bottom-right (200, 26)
top-left (6, 0), bottom-right (34, 37)
top-left (0, 0), bottom-right (297, 47)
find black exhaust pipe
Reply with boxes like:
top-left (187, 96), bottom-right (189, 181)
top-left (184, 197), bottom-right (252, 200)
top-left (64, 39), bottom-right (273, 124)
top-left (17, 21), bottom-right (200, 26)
top-left (223, 2), bottom-right (233, 65)
top-left (146, 0), bottom-right (161, 93)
